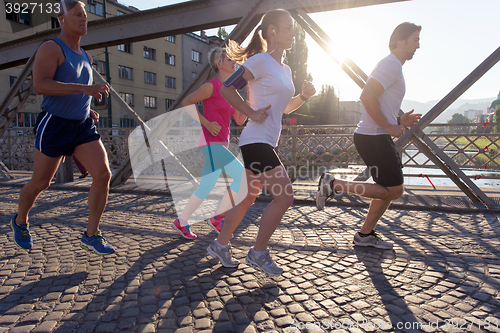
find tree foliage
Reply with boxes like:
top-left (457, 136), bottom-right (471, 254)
top-left (495, 104), bottom-right (500, 134)
top-left (448, 113), bottom-right (470, 134)
top-left (217, 27), bottom-right (228, 40)
top-left (283, 22), bottom-right (313, 124)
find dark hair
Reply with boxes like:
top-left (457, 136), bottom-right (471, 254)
top-left (226, 9), bottom-right (291, 63)
top-left (58, 0), bottom-right (85, 17)
top-left (389, 22), bottom-right (421, 50)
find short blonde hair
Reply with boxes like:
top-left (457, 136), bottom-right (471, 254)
top-left (208, 47), bottom-right (226, 73)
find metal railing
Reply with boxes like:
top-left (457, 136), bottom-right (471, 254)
top-left (1, 123), bottom-right (499, 176)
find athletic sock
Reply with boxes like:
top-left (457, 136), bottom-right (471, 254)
top-left (359, 231), bottom-right (372, 237)
top-left (178, 217), bottom-right (189, 226)
top-left (253, 248), bottom-right (267, 257)
top-left (215, 239), bottom-right (229, 248)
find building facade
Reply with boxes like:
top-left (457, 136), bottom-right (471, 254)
top-left (1, 0), bottom-right (220, 131)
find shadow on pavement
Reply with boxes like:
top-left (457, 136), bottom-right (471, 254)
top-left (0, 272), bottom-right (88, 318)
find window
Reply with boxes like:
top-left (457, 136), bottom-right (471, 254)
top-left (119, 92), bottom-right (134, 106)
top-left (93, 60), bottom-right (106, 75)
top-left (87, 0), bottom-right (104, 16)
top-left (117, 10), bottom-right (125, 16)
top-left (166, 98), bottom-right (175, 110)
top-left (98, 116), bottom-right (109, 128)
top-left (120, 118), bottom-right (136, 128)
top-left (51, 17), bottom-right (60, 29)
top-left (10, 76), bottom-right (34, 95)
top-left (144, 71), bottom-right (156, 85)
top-left (191, 50), bottom-right (202, 63)
top-left (165, 53), bottom-right (175, 66)
top-left (143, 46), bottom-right (156, 60)
top-left (5, 5), bottom-right (31, 25)
top-left (118, 44), bottom-right (132, 53)
top-left (11, 112), bottom-right (37, 128)
top-left (118, 66), bottom-right (133, 80)
top-left (144, 96), bottom-right (157, 108)
top-left (165, 36), bottom-right (175, 43)
top-left (165, 76), bottom-right (176, 89)
top-left (93, 95), bottom-right (106, 108)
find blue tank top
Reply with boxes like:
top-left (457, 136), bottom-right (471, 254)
top-left (41, 38), bottom-right (92, 120)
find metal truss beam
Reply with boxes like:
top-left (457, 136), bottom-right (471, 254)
top-left (292, 9), bottom-right (497, 208)
top-left (0, 53), bottom-right (36, 138)
top-left (0, 0), bottom-right (407, 71)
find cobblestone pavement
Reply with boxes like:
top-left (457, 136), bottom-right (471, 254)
top-left (1, 185), bottom-right (500, 333)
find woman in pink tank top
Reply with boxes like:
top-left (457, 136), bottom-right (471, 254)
top-left (171, 47), bottom-right (248, 240)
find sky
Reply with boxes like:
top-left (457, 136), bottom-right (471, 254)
top-left (118, 0), bottom-right (500, 104)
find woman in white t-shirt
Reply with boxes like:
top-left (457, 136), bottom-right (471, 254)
top-left (206, 9), bottom-right (315, 276)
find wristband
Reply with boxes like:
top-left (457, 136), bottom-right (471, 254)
top-left (397, 116), bottom-right (401, 125)
top-left (299, 93), bottom-right (309, 102)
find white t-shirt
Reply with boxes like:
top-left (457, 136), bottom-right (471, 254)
top-left (238, 52), bottom-right (295, 147)
top-left (355, 53), bottom-right (406, 135)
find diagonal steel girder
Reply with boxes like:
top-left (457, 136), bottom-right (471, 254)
top-left (291, 9), bottom-right (497, 207)
top-left (0, 53), bottom-right (36, 139)
top-left (0, 0), bottom-right (407, 71)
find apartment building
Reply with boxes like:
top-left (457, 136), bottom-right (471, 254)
top-left (1, 0), bottom-right (220, 131)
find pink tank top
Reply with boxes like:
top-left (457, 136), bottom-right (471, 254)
top-left (199, 77), bottom-right (236, 148)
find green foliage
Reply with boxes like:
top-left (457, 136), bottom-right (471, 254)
top-left (495, 104), bottom-right (500, 134)
top-left (217, 27), bottom-right (228, 40)
top-left (283, 23), bottom-right (312, 124)
top-left (448, 113), bottom-right (470, 134)
top-left (304, 85), bottom-right (339, 125)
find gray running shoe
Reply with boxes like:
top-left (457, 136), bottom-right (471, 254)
top-left (246, 248), bottom-right (283, 277)
top-left (316, 173), bottom-right (336, 210)
top-left (353, 231), bottom-right (393, 249)
top-left (207, 240), bottom-right (239, 267)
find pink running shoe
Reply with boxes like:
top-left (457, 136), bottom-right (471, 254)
top-left (207, 216), bottom-right (233, 238)
top-left (207, 216), bottom-right (224, 233)
top-left (172, 219), bottom-right (197, 240)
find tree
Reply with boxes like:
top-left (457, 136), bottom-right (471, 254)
top-left (495, 104), bottom-right (500, 134)
top-left (217, 27), bottom-right (228, 40)
top-left (448, 113), bottom-right (470, 134)
top-left (310, 85), bottom-right (338, 125)
top-left (283, 22), bottom-right (313, 124)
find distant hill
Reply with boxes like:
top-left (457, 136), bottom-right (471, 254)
top-left (401, 97), bottom-right (495, 124)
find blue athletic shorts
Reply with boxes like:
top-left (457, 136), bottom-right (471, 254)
top-left (33, 111), bottom-right (100, 158)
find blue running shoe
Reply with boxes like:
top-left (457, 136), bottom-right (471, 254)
top-left (10, 214), bottom-right (33, 250)
top-left (80, 230), bottom-right (115, 255)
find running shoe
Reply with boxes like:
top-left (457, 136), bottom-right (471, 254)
top-left (246, 248), bottom-right (283, 277)
top-left (80, 230), bottom-right (115, 255)
top-left (315, 173), bottom-right (336, 210)
top-left (207, 216), bottom-right (233, 237)
top-left (172, 219), bottom-right (197, 240)
top-left (353, 231), bottom-right (393, 249)
top-left (207, 216), bottom-right (224, 233)
top-left (9, 214), bottom-right (33, 250)
top-left (207, 240), bottom-right (239, 267)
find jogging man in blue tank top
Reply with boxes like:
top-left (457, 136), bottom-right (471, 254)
top-left (9, 0), bottom-right (114, 255)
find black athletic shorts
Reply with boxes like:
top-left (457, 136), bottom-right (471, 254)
top-left (33, 111), bottom-right (100, 158)
top-left (354, 133), bottom-right (403, 187)
top-left (240, 143), bottom-right (282, 175)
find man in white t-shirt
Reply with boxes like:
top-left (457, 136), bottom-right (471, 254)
top-left (316, 22), bottom-right (422, 249)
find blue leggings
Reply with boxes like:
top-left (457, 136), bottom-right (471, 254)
top-left (193, 144), bottom-right (243, 200)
